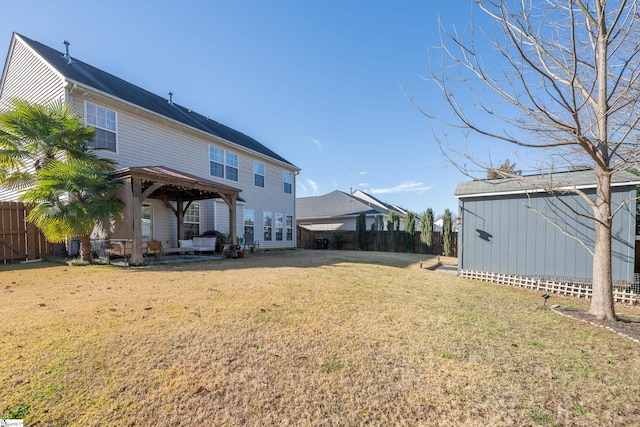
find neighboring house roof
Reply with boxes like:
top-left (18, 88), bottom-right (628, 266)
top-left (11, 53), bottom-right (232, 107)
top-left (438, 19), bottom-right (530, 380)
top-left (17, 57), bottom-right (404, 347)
top-left (351, 189), bottom-right (411, 216)
top-left (296, 190), bottom-right (382, 219)
top-left (455, 169), bottom-right (640, 198)
top-left (12, 33), bottom-right (296, 169)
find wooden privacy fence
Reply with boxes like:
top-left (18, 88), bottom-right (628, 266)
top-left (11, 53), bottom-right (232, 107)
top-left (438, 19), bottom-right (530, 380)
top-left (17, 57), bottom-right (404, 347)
top-left (297, 227), bottom-right (457, 256)
top-left (459, 270), bottom-right (639, 305)
top-left (0, 201), bottom-right (53, 263)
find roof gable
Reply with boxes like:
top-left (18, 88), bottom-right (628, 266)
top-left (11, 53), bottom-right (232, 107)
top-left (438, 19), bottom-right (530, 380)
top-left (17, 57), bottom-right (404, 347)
top-left (13, 33), bottom-right (296, 168)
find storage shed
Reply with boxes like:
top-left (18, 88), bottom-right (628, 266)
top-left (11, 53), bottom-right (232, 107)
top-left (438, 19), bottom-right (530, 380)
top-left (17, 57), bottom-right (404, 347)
top-left (455, 170), bottom-right (640, 283)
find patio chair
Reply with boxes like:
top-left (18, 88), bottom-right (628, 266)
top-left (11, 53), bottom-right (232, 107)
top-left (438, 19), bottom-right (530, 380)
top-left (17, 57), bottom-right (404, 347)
top-left (108, 240), bottom-right (131, 265)
top-left (145, 240), bottom-right (163, 264)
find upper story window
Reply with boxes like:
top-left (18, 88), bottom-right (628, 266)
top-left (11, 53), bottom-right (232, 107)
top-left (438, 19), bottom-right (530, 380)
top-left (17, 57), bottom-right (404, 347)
top-left (254, 161), bottom-right (265, 187)
top-left (209, 146), bottom-right (238, 181)
top-left (85, 102), bottom-right (116, 152)
top-left (283, 170), bottom-right (292, 194)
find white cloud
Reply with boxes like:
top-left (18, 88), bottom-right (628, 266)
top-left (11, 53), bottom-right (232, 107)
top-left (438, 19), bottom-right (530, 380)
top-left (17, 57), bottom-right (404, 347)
top-left (309, 137), bottom-right (323, 150)
top-left (370, 181), bottom-right (432, 194)
top-left (359, 171), bottom-right (368, 176)
top-left (306, 178), bottom-right (319, 194)
top-left (298, 181), bottom-right (308, 196)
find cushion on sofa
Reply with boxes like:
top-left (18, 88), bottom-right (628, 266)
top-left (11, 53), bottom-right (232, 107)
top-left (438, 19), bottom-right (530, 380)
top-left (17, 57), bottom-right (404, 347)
top-left (178, 239), bottom-right (193, 248)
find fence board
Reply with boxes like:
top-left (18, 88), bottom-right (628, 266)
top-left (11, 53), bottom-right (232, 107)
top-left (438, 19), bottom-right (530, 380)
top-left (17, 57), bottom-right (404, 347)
top-left (0, 201), bottom-right (53, 263)
top-left (296, 227), bottom-right (457, 256)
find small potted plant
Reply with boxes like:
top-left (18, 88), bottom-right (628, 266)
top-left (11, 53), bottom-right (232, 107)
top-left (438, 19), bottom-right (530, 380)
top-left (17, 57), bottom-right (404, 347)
top-left (236, 236), bottom-right (246, 258)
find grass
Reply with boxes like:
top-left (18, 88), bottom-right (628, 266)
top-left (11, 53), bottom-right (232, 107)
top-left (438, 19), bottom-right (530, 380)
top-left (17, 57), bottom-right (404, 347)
top-left (1, 250), bottom-right (639, 426)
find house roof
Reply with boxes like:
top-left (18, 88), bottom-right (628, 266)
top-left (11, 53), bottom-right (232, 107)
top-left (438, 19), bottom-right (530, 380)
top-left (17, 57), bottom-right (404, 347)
top-left (351, 189), bottom-right (410, 216)
top-left (455, 169), bottom-right (640, 198)
top-left (296, 190), bottom-right (382, 219)
top-left (14, 33), bottom-right (297, 169)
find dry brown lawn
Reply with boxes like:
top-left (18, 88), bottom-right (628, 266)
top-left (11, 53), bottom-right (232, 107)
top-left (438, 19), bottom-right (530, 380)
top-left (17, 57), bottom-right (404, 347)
top-left (2, 250), bottom-right (639, 426)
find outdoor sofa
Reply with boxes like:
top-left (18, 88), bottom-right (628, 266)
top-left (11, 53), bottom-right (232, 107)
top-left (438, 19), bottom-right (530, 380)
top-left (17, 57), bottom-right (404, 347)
top-left (163, 237), bottom-right (217, 255)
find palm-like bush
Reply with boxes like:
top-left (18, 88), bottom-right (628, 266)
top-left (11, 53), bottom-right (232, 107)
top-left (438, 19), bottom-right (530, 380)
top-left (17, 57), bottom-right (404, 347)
top-left (21, 158), bottom-right (123, 261)
top-left (0, 98), bottom-right (95, 190)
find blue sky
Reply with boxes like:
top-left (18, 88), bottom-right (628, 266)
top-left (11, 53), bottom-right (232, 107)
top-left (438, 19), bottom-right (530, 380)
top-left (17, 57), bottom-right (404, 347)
top-left (1, 0), bottom-right (508, 217)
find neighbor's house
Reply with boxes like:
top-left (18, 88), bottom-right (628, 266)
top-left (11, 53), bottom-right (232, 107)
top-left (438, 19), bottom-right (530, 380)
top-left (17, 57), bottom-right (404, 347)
top-left (296, 189), bottom-right (414, 231)
top-left (455, 169), bottom-right (640, 283)
top-left (0, 33), bottom-right (299, 262)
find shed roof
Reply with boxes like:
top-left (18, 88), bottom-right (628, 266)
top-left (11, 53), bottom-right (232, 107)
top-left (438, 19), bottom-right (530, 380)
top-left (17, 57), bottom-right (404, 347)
top-left (455, 169), bottom-right (640, 198)
top-left (14, 33), bottom-right (296, 169)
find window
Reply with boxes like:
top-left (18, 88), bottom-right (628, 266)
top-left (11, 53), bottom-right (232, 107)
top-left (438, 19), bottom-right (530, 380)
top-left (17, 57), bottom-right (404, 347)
top-left (275, 213), bottom-right (284, 241)
top-left (286, 215), bottom-right (293, 241)
top-left (276, 213), bottom-right (284, 241)
top-left (263, 211), bottom-right (272, 241)
top-left (226, 151), bottom-right (238, 181)
top-left (184, 203), bottom-right (200, 239)
top-left (209, 146), bottom-right (238, 181)
top-left (283, 170), bottom-right (292, 194)
top-left (141, 204), bottom-right (153, 239)
top-left (244, 209), bottom-right (255, 242)
top-left (254, 161), bottom-right (265, 187)
top-left (85, 102), bottom-right (116, 152)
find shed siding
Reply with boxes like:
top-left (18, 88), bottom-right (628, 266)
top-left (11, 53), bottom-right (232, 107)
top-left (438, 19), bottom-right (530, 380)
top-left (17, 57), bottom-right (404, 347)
top-left (460, 187), bottom-right (636, 282)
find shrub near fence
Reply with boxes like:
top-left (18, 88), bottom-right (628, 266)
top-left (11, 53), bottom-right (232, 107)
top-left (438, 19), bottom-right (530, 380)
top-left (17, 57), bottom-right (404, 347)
top-left (297, 227), bottom-right (457, 256)
top-left (0, 201), bottom-right (53, 263)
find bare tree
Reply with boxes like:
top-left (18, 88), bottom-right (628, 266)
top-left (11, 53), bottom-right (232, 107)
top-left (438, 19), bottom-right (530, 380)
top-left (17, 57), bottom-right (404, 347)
top-left (419, 0), bottom-right (640, 320)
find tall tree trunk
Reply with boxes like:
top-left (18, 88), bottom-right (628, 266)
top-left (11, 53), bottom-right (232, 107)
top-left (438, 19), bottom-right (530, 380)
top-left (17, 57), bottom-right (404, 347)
top-left (589, 169), bottom-right (617, 321)
top-left (79, 235), bottom-right (92, 262)
top-left (588, 2), bottom-right (616, 321)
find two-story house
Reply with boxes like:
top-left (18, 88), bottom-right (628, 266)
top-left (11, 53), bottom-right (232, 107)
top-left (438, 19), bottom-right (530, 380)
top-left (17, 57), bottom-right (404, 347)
top-left (0, 33), bottom-right (299, 263)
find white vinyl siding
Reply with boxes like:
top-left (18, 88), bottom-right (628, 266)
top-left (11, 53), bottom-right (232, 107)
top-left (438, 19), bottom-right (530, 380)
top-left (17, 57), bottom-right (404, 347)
top-left (0, 37), bottom-right (65, 201)
top-left (69, 88), bottom-right (297, 250)
top-left (0, 37), bottom-right (65, 107)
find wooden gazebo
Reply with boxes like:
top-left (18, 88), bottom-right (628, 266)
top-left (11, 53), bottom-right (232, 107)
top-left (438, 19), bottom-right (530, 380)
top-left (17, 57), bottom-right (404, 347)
top-left (112, 166), bottom-right (242, 265)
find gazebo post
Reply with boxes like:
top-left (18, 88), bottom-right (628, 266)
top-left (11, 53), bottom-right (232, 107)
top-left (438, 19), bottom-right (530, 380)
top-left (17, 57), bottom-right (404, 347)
top-left (130, 178), bottom-right (144, 265)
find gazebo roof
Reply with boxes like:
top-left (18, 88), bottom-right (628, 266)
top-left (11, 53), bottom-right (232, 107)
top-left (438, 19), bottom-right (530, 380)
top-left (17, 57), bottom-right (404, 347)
top-left (112, 166), bottom-right (242, 201)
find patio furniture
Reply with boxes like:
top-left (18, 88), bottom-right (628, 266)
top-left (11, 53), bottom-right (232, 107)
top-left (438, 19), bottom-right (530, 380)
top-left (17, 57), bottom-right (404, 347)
top-left (163, 237), bottom-right (217, 256)
top-left (146, 240), bottom-right (162, 264)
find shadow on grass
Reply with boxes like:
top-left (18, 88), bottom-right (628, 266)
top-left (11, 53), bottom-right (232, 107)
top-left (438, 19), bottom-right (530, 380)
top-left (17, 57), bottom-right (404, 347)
top-left (0, 250), bottom-right (453, 274)
top-left (135, 250), bottom-right (440, 272)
